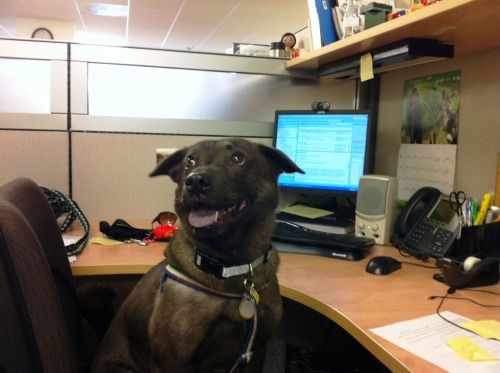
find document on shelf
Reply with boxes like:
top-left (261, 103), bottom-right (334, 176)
top-left (370, 311), bottom-right (500, 372)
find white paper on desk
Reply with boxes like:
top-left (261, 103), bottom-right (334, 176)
top-left (370, 311), bottom-right (500, 372)
top-left (397, 144), bottom-right (457, 200)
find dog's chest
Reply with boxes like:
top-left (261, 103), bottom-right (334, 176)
top-left (157, 276), bottom-right (250, 321)
top-left (149, 279), bottom-right (264, 370)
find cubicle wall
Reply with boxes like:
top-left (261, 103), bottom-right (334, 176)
top-left (0, 40), bottom-right (70, 193)
top-left (0, 38), bottom-right (357, 220)
top-left (1, 39), bottom-right (499, 220)
top-left (376, 48), bottom-right (500, 201)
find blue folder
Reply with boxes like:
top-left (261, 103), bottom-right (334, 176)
top-left (315, 0), bottom-right (337, 46)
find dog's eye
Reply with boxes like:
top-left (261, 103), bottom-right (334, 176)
top-left (185, 155), bottom-right (196, 169)
top-left (231, 153), bottom-right (245, 165)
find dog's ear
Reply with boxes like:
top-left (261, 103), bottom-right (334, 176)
top-left (257, 144), bottom-right (305, 178)
top-left (149, 148), bottom-right (187, 184)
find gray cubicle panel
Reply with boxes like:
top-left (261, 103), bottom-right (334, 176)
top-left (0, 130), bottom-right (69, 193)
top-left (0, 38), bottom-right (357, 219)
top-left (0, 40), bottom-right (69, 190)
top-left (67, 44), bottom-right (356, 219)
top-left (2, 38), bottom-right (499, 219)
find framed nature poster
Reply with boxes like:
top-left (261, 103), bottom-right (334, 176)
top-left (402, 70), bottom-right (461, 144)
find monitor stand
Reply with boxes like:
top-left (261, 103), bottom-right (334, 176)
top-left (310, 197), bottom-right (354, 222)
top-left (275, 197), bottom-right (355, 235)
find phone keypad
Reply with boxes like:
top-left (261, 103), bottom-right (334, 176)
top-left (427, 229), bottom-right (454, 254)
top-left (406, 222), bottom-right (455, 257)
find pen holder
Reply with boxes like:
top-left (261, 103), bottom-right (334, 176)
top-left (453, 221), bottom-right (500, 259)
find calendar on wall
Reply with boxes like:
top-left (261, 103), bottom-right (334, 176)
top-left (397, 144), bottom-right (457, 200)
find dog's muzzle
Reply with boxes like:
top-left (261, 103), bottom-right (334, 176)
top-left (185, 172), bottom-right (212, 195)
top-left (184, 172), bottom-right (249, 229)
top-left (187, 199), bottom-right (249, 228)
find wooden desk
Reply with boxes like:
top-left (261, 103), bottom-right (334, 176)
top-left (71, 239), bottom-right (499, 372)
top-left (70, 220), bottom-right (166, 276)
top-left (70, 241), bottom-right (165, 276)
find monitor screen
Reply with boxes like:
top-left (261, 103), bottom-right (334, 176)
top-left (273, 110), bottom-right (375, 198)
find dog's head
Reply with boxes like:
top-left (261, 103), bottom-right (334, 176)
top-left (150, 138), bottom-right (303, 243)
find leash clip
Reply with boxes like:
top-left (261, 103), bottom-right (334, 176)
top-left (124, 238), bottom-right (149, 246)
top-left (243, 263), bottom-right (255, 290)
top-left (239, 264), bottom-right (260, 319)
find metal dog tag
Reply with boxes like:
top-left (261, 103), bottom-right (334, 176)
top-left (239, 294), bottom-right (256, 319)
top-left (239, 265), bottom-right (259, 319)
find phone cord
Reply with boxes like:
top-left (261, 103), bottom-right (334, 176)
top-left (391, 236), bottom-right (430, 262)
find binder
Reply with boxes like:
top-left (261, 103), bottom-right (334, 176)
top-left (315, 0), bottom-right (337, 46)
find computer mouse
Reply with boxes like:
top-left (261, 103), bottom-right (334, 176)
top-left (366, 256), bottom-right (402, 275)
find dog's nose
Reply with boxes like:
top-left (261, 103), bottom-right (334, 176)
top-left (185, 172), bottom-right (213, 194)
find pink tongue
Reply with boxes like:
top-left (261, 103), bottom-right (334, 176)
top-left (188, 207), bottom-right (218, 228)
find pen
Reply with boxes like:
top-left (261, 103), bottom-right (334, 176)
top-left (465, 197), bottom-right (472, 227)
top-left (472, 198), bottom-right (478, 225)
top-left (485, 209), bottom-right (494, 224)
top-left (474, 193), bottom-right (491, 226)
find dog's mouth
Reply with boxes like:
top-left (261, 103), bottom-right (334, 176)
top-left (188, 199), bottom-right (249, 229)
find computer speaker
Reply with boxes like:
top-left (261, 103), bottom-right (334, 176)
top-left (355, 175), bottom-right (398, 245)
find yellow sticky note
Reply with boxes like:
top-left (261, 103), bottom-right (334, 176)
top-left (460, 320), bottom-right (500, 340)
top-left (448, 336), bottom-right (497, 361)
top-left (281, 204), bottom-right (333, 219)
top-left (360, 53), bottom-right (374, 82)
top-left (89, 236), bottom-right (123, 246)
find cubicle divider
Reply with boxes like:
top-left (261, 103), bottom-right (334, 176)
top-left (0, 38), bottom-right (357, 219)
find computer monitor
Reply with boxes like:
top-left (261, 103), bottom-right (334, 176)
top-left (273, 109), bottom-right (376, 210)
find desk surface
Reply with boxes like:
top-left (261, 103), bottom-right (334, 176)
top-left (71, 230), bottom-right (499, 372)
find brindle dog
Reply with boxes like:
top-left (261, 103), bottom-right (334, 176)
top-left (92, 138), bottom-right (303, 372)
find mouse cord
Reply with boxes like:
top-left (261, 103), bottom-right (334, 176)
top-left (428, 287), bottom-right (500, 341)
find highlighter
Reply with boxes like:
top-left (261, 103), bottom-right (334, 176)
top-left (472, 198), bottom-right (478, 224)
top-left (474, 194), bottom-right (491, 226)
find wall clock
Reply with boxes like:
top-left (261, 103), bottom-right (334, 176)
top-left (31, 27), bottom-right (54, 40)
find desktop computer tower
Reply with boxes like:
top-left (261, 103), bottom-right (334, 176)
top-left (355, 175), bottom-right (398, 245)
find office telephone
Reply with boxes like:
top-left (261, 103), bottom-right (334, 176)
top-left (392, 187), bottom-right (460, 259)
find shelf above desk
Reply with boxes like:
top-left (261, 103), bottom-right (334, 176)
top-left (286, 0), bottom-right (500, 74)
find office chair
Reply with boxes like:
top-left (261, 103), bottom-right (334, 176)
top-left (0, 178), bottom-right (99, 372)
top-left (0, 199), bottom-right (80, 372)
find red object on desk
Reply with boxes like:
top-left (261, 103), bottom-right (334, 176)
top-left (153, 224), bottom-right (178, 240)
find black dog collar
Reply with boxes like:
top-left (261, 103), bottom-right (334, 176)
top-left (195, 248), bottom-right (272, 279)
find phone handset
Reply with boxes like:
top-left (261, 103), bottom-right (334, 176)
top-left (394, 186), bottom-right (441, 238)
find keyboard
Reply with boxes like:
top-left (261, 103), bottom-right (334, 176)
top-left (272, 240), bottom-right (366, 261)
top-left (272, 220), bottom-right (375, 251)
